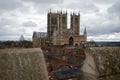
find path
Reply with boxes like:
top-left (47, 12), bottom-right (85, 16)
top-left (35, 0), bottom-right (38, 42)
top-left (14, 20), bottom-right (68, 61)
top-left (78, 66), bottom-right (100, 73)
top-left (81, 52), bottom-right (99, 80)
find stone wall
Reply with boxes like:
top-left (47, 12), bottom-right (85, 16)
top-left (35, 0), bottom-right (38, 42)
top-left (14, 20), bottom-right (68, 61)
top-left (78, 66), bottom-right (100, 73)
top-left (0, 48), bottom-right (49, 80)
top-left (87, 47), bottom-right (120, 80)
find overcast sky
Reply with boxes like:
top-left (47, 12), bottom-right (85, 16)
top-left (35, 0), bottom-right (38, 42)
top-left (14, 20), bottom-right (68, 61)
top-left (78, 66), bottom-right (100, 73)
top-left (0, 0), bottom-right (120, 41)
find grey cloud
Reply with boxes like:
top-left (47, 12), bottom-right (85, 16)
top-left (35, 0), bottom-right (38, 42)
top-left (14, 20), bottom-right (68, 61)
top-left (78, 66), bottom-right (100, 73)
top-left (88, 32), bottom-right (120, 41)
top-left (22, 0), bottom-right (63, 4)
top-left (22, 21), bottom-right (37, 27)
top-left (0, 26), bottom-right (26, 40)
top-left (0, 31), bottom-right (19, 36)
top-left (0, 0), bottom-right (22, 11)
top-left (108, 0), bottom-right (120, 17)
top-left (19, 28), bottom-right (26, 33)
top-left (0, 18), bottom-right (19, 40)
top-left (86, 23), bottom-right (120, 36)
top-left (93, 0), bottom-right (117, 4)
top-left (0, 18), bottom-right (16, 27)
top-left (39, 27), bottom-right (47, 31)
top-left (0, 27), bottom-right (20, 36)
top-left (82, 14), bottom-right (120, 36)
top-left (21, 0), bottom-right (63, 14)
top-left (64, 0), bottom-right (99, 13)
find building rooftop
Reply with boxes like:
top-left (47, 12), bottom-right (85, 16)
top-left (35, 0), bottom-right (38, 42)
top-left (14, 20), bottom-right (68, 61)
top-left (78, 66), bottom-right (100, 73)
top-left (34, 32), bottom-right (47, 38)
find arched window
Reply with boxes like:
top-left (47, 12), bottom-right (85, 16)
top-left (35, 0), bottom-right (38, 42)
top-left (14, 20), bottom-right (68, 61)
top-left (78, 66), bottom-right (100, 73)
top-left (75, 43), bottom-right (78, 47)
top-left (69, 37), bottom-right (74, 46)
top-left (62, 16), bottom-right (66, 24)
top-left (51, 17), bottom-right (57, 24)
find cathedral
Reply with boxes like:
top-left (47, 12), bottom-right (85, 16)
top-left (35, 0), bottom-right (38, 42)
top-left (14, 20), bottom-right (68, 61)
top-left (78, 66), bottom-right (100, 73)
top-left (32, 11), bottom-right (87, 47)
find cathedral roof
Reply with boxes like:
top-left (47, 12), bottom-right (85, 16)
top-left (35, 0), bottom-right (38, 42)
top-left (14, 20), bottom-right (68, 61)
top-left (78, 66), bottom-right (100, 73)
top-left (34, 32), bottom-right (47, 38)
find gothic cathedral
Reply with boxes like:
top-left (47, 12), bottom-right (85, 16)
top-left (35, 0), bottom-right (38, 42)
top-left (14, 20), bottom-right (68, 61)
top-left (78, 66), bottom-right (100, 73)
top-left (32, 11), bottom-right (87, 47)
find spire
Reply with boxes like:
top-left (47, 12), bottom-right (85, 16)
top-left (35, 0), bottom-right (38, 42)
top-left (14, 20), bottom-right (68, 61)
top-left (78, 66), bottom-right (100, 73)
top-left (73, 12), bottom-right (74, 15)
top-left (49, 8), bottom-right (51, 13)
top-left (61, 9), bottom-right (62, 14)
top-left (78, 11), bottom-right (80, 16)
top-left (84, 27), bottom-right (87, 36)
top-left (66, 10), bottom-right (67, 14)
top-left (19, 35), bottom-right (25, 41)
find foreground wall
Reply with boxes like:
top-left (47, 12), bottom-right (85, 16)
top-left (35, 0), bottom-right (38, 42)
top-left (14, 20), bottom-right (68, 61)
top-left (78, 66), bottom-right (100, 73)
top-left (87, 47), bottom-right (120, 80)
top-left (0, 48), bottom-right (49, 80)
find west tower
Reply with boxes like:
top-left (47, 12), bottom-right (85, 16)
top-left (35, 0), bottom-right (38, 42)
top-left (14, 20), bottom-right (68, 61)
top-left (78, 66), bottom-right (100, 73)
top-left (70, 13), bottom-right (80, 35)
top-left (47, 11), bottom-right (67, 38)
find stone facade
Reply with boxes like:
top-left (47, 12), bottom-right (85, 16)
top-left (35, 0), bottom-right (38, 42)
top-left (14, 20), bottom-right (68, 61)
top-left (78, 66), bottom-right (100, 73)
top-left (32, 32), bottom-right (47, 47)
top-left (33, 11), bottom-right (87, 47)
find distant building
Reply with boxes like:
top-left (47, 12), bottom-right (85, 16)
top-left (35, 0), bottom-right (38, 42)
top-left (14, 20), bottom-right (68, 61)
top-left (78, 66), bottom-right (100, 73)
top-left (85, 41), bottom-right (99, 47)
top-left (19, 35), bottom-right (25, 41)
top-left (33, 32), bottom-right (48, 47)
top-left (33, 11), bottom-right (87, 47)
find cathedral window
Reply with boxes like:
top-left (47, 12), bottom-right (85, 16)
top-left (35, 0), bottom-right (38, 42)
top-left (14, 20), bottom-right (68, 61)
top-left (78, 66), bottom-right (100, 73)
top-left (51, 17), bottom-right (57, 24)
top-left (75, 17), bottom-right (78, 24)
top-left (62, 16), bottom-right (66, 24)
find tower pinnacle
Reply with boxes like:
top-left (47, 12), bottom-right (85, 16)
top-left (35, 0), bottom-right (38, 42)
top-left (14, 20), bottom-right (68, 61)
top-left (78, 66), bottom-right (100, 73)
top-left (84, 27), bottom-right (87, 36)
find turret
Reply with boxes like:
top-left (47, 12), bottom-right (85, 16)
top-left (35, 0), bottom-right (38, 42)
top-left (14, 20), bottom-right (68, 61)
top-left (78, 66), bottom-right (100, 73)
top-left (84, 27), bottom-right (87, 37)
